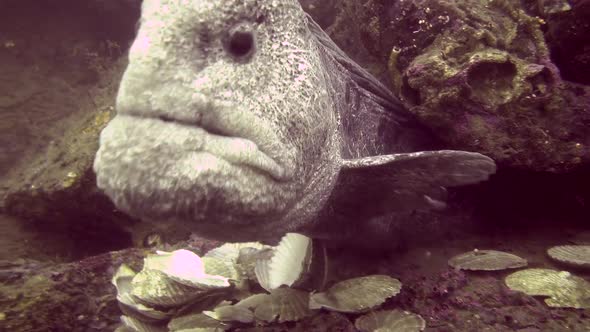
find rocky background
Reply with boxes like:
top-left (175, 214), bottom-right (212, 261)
top-left (0, 0), bottom-right (589, 331)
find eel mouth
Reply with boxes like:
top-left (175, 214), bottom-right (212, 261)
top-left (113, 113), bottom-right (291, 182)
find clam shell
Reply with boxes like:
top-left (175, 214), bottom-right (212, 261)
top-left (255, 233), bottom-right (312, 291)
top-left (547, 245), bottom-right (590, 269)
top-left (168, 313), bottom-right (229, 331)
top-left (355, 310), bottom-right (426, 332)
top-left (131, 269), bottom-right (202, 307)
top-left (309, 275), bottom-right (402, 313)
top-left (203, 305), bottom-right (255, 323)
top-left (505, 268), bottom-right (590, 309)
top-left (448, 249), bottom-right (527, 271)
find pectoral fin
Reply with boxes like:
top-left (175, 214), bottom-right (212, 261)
top-left (330, 150), bottom-right (496, 217)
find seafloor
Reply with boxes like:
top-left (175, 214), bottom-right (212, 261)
top-left (0, 0), bottom-right (589, 331)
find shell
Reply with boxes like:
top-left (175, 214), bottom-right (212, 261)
top-left (112, 264), bottom-right (137, 289)
top-left (448, 249), bottom-right (527, 271)
top-left (144, 250), bottom-right (230, 289)
top-left (120, 315), bottom-right (167, 332)
top-left (201, 256), bottom-right (239, 280)
top-left (203, 305), bottom-right (255, 323)
top-left (505, 268), bottom-right (590, 309)
top-left (113, 265), bottom-right (172, 323)
top-left (547, 245), bottom-right (590, 269)
top-left (355, 310), bottom-right (426, 332)
top-left (131, 269), bottom-right (203, 307)
top-left (236, 247), bottom-right (269, 281)
top-left (234, 288), bottom-right (310, 323)
top-left (117, 293), bottom-right (171, 323)
top-left (204, 242), bottom-right (269, 262)
top-left (254, 233), bottom-right (312, 291)
top-left (309, 275), bottom-right (402, 313)
top-left (168, 313), bottom-right (229, 331)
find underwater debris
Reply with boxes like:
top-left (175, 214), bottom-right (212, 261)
top-left (547, 245), bottom-right (590, 269)
top-left (505, 268), bottom-right (590, 309)
top-left (448, 249), bottom-right (528, 271)
top-left (255, 233), bottom-right (313, 292)
top-left (309, 275), bottom-right (402, 313)
top-left (354, 309), bottom-right (426, 332)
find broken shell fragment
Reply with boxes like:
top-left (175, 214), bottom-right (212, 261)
top-left (547, 245), bottom-right (590, 269)
top-left (255, 233), bottom-right (312, 291)
top-left (309, 275), bottom-right (402, 313)
top-left (505, 268), bottom-right (590, 309)
top-left (448, 249), bottom-right (527, 271)
top-left (355, 310), bottom-right (426, 332)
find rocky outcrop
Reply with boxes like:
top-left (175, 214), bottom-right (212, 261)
top-left (320, 0), bottom-right (590, 172)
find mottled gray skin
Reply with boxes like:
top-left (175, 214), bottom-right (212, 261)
top-left (94, 0), bottom-right (496, 243)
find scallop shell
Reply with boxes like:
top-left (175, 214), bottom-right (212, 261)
top-left (113, 265), bottom-right (172, 322)
top-left (355, 310), bottom-right (426, 332)
top-left (505, 268), bottom-right (590, 309)
top-left (236, 247), bottom-right (269, 281)
top-left (309, 275), bottom-right (402, 313)
top-left (234, 288), bottom-right (311, 323)
top-left (118, 293), bottom-right (171, 323)
top-left (112, 264), bottom-right (137, 289)
top-left (547, 245), bottom-right (590, 269)
top-left (255, 233), bottom-right (312, 291)
top-left (144, 250), bottom-right (230, 289)
top-left (131, 269), bottom-right (203, 307)
top-left (204, 242), bottom-right (269, 261)
top-left (201, 256), bottom-right (239, 280)
top-left (120, 315), bottom-right (167, 332)
top-left (448, 249), bottom-right (527, 271)
top-left (203, 305), bottom-right (255, 323)
top-left (168, 313), bottom-right (229, 331)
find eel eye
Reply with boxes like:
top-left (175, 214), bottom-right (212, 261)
top-left (225, 25), bottom-right (255, 60)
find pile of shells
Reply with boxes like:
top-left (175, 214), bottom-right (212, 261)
top-left (113, 233), bottom-right (421, 331)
